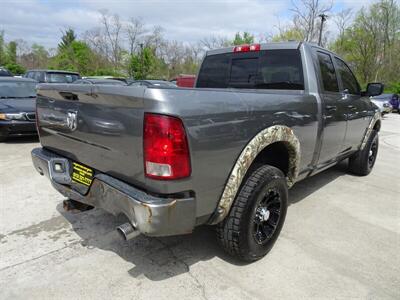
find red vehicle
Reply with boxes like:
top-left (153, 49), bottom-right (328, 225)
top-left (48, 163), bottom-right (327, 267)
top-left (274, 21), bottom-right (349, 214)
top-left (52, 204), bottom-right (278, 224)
top-left (175, 74), bottom-right (196, 88)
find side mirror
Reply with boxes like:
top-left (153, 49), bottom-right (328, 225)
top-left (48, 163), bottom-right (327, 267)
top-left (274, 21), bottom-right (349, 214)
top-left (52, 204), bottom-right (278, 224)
top-left (366, 83), bottom-right (384, 97)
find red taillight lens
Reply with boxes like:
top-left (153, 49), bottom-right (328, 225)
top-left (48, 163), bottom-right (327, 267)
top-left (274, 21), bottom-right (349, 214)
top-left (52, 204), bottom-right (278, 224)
top-left (233, 43), bottom-right (261, 53)
top-left (144, 113), bottom-right (191, 180)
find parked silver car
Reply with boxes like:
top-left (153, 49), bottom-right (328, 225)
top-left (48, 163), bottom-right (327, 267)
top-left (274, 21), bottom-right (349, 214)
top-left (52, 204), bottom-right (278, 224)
top-left (371, 95), bottom-right (392, 115)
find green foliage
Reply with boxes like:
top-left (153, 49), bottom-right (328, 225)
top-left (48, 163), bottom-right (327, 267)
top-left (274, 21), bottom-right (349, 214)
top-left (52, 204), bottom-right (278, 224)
top-left (232, 32), bottom-right (254, 45)
top-left (4, 63), bottom-right (25, 75)
top-left (0, 30), bottom-right (6, 65)
top-left (272, 28), bottom-right (304, 42)
top-left (330, 0), bottom-right (399, 86)
top-left (52, 40), bottom-right (94, 74)
top-left (7, 41), bottom-right (17, 64)
top-left (91, 68), bottom-right (125, 77)
top-left (58, 29), bottom-right (76, 51)
top-left (128, 47), bottom-right (157, 79)
top-left (386, 82), bottom-right (400, 94)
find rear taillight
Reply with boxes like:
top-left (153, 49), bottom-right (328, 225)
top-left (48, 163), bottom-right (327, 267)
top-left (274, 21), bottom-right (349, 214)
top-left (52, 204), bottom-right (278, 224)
top-left (233, 43), bottom-right (261, 53)
top-left (143, 113), bottom-right (191, 180)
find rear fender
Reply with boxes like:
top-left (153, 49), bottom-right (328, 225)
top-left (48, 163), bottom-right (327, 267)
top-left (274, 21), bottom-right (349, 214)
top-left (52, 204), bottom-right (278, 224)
top-left (209, 125), bottom-right (300, 224)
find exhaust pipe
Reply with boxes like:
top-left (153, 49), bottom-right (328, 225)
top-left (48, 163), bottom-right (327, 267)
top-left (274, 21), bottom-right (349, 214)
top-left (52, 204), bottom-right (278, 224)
top-left (117, 222), bottom-right (140, 241)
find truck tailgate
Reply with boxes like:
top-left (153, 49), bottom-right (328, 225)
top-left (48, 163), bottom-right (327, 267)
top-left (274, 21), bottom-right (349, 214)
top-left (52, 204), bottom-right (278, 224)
top-left (36, 84), bottom-right (146, 186)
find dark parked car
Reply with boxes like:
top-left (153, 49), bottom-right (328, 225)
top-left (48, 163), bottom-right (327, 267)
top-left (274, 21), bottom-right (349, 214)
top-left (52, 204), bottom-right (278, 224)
top-left (24, 70), bottom-right (80, 83)
top-left (74, 78), bottom-right (127, 86)
top-left (390, 94), bottom-right (400, 111)
top-left (129, 80), bottom-right (176, 87)
top-left (32, 42), bottom-right (383, 261)
top-left (0, 77), bottom-right (37, 141)
top-left (0, 67), bottom-right (12, 77)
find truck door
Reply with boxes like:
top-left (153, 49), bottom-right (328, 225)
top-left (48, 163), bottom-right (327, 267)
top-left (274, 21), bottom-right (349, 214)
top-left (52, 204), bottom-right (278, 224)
top-left (315, 51), bottom-right (347, 165)
top-left (334, 57), bottom-right (370, 150)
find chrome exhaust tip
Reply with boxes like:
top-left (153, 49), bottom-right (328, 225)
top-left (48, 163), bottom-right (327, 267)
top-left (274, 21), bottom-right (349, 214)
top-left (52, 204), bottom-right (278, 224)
top-left (117, 223), bottom-right (140, 241)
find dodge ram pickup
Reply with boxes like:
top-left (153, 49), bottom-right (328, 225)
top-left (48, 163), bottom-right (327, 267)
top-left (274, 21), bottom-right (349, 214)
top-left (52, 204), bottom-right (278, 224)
top-left (32, 42), bottom-right (384, 261)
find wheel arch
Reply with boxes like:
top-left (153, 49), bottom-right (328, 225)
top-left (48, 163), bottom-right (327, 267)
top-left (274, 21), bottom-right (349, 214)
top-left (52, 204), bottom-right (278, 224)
top-left (361, 111), bottom-right (381, 150)
top-left (209, 125), bottom-right (300, 224)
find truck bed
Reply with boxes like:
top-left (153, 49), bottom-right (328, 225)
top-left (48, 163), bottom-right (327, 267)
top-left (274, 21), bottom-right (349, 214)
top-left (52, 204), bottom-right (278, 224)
top-left (36, 83), bottom-right (319, 218)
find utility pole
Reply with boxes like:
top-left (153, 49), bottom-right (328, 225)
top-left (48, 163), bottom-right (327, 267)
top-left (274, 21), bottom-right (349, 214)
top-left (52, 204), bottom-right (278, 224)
top-left (318, 14), bottom-right (328, 46)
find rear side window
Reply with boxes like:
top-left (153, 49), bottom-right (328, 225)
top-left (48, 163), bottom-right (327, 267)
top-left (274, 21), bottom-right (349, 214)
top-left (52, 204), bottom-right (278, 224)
top-left (317, 52), bottom-right (339, 92)
top-left (196, 54), bottom-right (230, 88)
top-left (196, 49), bottom-right (304, 90)
top-left (334, 57), bottom-right (360, 95)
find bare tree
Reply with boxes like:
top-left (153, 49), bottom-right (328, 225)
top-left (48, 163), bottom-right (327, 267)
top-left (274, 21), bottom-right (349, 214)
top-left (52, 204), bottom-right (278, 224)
top-left (99, 10), bottom-right (122, 68)
top-left (333, 8), bottom-right (353, 49)
top-left (125, 17), bottom-right (146, 55)
top-left (290, 0), bottom-right (333, 43)
top-left (334, 8), bottom-right (353, 38)
top-left (143, 26), bottom-right (165, 52)
top-left (199, 35), bottom-right (231, 50)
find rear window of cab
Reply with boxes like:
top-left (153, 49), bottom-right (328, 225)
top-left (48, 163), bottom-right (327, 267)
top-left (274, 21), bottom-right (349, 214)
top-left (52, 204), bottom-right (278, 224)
top-left (196, 49), bottom-right (304, 90)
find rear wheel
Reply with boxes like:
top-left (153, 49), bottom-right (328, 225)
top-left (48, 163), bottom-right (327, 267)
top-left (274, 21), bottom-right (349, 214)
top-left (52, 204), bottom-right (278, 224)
top-left (216, 165), bottom-right (288, 262)
top-left (348, 130), bottom-right (379, 176)
top-left (0, 135), bottom-right (7, 142)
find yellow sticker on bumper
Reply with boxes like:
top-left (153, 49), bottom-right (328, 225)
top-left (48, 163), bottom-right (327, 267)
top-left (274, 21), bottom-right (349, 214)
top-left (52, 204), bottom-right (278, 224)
top-left (71, 162), bottom-right (93, 186)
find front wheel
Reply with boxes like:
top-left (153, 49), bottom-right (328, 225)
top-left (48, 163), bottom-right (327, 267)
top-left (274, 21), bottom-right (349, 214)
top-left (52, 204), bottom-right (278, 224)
top-left (348, 130), bottom-right (379, 176)
top-left (216, 165), bottom-right (288, 262)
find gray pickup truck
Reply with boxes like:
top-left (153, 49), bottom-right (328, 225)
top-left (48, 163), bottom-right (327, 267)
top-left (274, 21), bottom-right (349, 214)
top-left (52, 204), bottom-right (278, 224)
top-left (32, 42), bottom-right (383, 261)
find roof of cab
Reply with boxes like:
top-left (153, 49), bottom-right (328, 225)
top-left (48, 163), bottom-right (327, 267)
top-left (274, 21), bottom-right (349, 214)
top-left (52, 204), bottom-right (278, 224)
top-left (206, 41), bottom-right (304, 56)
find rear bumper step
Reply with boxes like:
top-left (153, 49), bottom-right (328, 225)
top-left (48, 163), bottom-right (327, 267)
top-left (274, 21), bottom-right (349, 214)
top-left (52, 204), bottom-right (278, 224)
top-left (31, 147), bottom-right (196, 237)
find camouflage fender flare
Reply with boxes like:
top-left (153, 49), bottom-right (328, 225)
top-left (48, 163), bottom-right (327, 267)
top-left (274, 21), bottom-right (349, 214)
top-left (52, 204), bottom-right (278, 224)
top-left (360, 111), bottom-right (381, 150)
top-left (210, 125), bottom-right (300, 224)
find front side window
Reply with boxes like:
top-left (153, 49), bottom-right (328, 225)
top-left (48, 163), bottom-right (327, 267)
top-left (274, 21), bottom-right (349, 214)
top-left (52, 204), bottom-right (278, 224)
top-left (334, 58), bottom-right (360, 95)
top-left (317, 51), bottom-right (339, 92)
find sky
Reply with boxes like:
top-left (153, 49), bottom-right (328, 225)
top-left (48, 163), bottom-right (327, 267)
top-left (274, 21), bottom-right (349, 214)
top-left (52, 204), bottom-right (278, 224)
top-left (1, 0), bottom-right (378, 49)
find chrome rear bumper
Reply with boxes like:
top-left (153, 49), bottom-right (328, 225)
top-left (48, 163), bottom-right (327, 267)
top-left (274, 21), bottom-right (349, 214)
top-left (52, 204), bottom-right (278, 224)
top-left (31, 147), bottom-right (196, 236)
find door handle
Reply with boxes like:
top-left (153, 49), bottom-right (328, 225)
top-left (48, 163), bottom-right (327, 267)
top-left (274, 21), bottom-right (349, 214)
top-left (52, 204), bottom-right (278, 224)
top-left (325, 105), bottom-right (337, 112)
top-left (347, 105), bottom-right (357, 111)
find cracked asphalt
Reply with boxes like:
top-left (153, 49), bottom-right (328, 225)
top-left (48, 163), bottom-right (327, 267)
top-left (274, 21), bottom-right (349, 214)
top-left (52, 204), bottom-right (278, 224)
top-left (1, 114), bottom-right (399, 299)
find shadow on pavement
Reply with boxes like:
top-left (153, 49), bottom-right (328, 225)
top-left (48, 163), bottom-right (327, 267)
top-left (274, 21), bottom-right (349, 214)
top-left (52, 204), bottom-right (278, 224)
top-left (58, 159), bottom-right (351, 280)
top-left (4, 136), bottom-right (39, 144)
top-left (289, 160), bottom-right (349, 204)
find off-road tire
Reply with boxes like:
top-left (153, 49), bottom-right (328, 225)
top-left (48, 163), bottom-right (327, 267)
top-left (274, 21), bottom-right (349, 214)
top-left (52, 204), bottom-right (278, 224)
top-left (348, 129), bottom-right (379, 176)
top-left (216, 165), bottom-right (288, 262)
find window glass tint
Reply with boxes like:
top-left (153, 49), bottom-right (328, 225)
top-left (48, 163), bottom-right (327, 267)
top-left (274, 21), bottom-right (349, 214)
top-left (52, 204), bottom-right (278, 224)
top-left (317, 52), bottom-right (339, 92)
top-left (257, 50), bottom-right (304, 90)
top-left (334, 58), bottom-right (360, 94)
top-left (197, 49), bottom-right (304, 90)
top-left (47, 73), bottom-right (79, 83)
top-left (230, 58), bottom-right (258, 85)
top-left (196, 54), bottom-right (230, 88)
